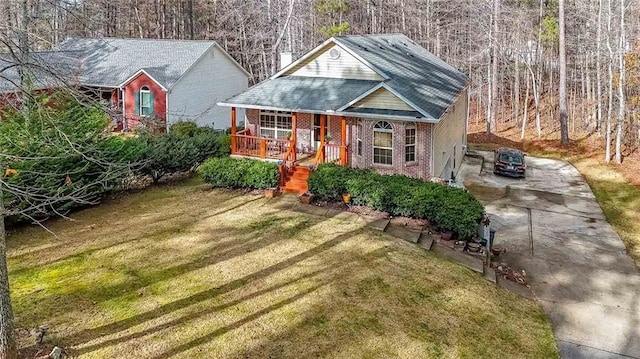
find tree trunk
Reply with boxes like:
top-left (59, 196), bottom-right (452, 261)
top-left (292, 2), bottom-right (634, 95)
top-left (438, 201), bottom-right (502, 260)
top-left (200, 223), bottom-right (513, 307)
top-left (18, 0), bottom-right (29, 88)
top-left (535, 0), bottom-right (543, 139)
top-left (615, 0), bottom-right (625, 164)
top-left (522, 69), bottom-right (530, 140)
top-left (489, 0), bottom-right (499, 134)
top-left (514, 54), bottom-right (520, 125)
top-left (606, 0), bottom-right (614, 162)
top-left (596, 0), bottom-right (603, 134)
top-left (0, 182), bottom-right (17, 359)
top-left (559, 0), bottom-right (569, 145)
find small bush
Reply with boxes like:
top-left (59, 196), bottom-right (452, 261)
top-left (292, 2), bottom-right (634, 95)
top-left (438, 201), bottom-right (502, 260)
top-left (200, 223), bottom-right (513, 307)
top-left (306, 164), bottom-right (354, 200)
top-left (170, 121), bottom-right (199, 137)
top-left (136, 126), bottom-right (230, 183)
top-left (199, 157), bottom-right (279, 189)
top-left (308, 164), bottom-right (484, 238)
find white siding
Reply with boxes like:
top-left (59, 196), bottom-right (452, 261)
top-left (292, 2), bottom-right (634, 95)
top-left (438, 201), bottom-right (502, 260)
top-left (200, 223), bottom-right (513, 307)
top-left (432, 89), bottom-right (468, 179)
top-left (285, 43), bottom-right (383, 81)
top-left (350, 87), bottom-right (415, 111)
top-left (168, 46), bottom-right (249, 129)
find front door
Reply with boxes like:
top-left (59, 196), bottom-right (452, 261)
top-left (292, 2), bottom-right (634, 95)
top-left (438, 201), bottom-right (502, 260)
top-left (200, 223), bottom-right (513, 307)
top-left (312, 114), bottom-right (329, 150)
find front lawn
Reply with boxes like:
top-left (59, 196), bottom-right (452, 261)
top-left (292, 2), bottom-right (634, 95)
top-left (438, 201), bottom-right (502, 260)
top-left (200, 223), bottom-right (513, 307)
top-left (8, 177), bottom-right (558, 358)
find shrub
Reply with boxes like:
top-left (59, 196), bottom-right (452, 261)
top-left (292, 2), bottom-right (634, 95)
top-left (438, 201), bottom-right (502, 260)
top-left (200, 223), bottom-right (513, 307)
top-left (137, 132), bottom-right (199, 183)
top-left (308, 164), bottom-right (484, 238)
top-left (306, 163), bottom-right (354, 200)
top-left (199, 157), bottom-right (279, 189)
top-left (170, 121), bottom-right (199, 137)
top-left (0, 92), bottom-right (143, 219)
top-left (137, 126), bottom-right (230, 183)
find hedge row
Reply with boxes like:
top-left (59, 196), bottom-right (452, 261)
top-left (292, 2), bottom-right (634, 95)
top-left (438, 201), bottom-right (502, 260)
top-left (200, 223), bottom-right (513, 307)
top-left (199, 157), bottom-right (279, 189)
top-left (1, 91), bottom-right (231, 221)
top-left (308, 164), bottom-right (484, 238)
top-left (137, 123), bottom-right (230, 183)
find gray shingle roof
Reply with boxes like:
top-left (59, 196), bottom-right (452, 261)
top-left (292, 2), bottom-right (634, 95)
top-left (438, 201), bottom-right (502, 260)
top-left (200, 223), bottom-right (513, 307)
top-left (221, 34), bottom-right (468, 122)
top-left (221, 76), bottom-right (380, 112)
top-left (335, 34), bottom-right (468, 120)
top-left (57, 37), bottom-right (215, 88)
top-left (0, 37), bottom-right (217, 93)
top-left (0, 51), bottom-right (80, 92)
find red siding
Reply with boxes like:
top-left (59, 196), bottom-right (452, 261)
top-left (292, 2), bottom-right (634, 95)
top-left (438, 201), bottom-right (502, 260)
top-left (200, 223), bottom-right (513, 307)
top-left (123, 72), bottom-right (166, 131)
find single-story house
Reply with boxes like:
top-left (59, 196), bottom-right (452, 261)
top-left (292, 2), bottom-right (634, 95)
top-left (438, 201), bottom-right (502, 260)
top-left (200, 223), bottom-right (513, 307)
top-left (0, 37), bottom-right (249, 131)
top-left (218, 34), bottom-right (469, 192)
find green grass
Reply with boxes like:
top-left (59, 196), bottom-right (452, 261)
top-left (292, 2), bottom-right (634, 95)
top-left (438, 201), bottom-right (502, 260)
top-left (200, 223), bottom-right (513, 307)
top-left (8, 177), bottom-right (558, 358)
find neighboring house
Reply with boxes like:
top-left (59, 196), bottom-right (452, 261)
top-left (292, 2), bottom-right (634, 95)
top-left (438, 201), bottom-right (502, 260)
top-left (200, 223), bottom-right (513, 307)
top-left (219, 33), bottom-right (469, 191)
top-left (0, 37), bottom-right (249, 131)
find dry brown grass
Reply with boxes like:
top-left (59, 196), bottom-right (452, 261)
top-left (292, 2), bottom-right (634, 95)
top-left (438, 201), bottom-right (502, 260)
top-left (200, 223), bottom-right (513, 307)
top-left (8, 178), bottom-right (557, 358)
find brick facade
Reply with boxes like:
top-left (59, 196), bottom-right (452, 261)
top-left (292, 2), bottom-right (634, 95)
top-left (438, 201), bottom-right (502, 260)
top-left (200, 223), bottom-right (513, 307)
top-left (350, 119), bottom-right (431, 180)
top-left (244, 109), bottom-right (433, 180)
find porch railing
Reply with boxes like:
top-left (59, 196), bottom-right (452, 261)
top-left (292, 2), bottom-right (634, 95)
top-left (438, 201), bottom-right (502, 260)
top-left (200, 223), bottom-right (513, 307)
top-left (231, 130), bottom-right (291, 160)
top-left (312, 142), bottom-right (346, 167)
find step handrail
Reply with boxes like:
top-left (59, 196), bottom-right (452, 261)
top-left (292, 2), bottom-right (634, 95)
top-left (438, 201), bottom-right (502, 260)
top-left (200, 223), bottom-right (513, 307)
top-left (312, 142), bottom-right (325, 168)
top-left (279, 139), bottom-right (295, 187)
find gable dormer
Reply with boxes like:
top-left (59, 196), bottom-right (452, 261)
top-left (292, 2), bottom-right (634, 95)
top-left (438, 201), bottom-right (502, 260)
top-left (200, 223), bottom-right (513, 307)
top-left (282, 42), bottom-right (383, 81)
top-left (349, 87), bottom-right (416, 112)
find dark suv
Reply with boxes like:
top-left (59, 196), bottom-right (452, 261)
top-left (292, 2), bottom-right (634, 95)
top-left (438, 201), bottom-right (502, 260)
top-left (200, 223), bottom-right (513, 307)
top-left (493, 148), bottom-right (526, 178)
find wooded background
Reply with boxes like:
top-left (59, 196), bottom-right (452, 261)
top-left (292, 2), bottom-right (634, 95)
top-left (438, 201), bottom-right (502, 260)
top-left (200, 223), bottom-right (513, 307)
top-left (1, 0), bottom-right (639, 161)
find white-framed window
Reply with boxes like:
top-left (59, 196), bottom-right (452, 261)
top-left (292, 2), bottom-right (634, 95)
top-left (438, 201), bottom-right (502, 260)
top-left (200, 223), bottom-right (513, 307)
top-left (405, 122), bottom-right (416, 163)
top-left (139, 86), bottom-right (152, 116)
top-left (356, 120), bottom-right (363, 156)
top-left (373, 121), bottom-right (393, 165)
top-left (260, 111), bottom-right (292, 139)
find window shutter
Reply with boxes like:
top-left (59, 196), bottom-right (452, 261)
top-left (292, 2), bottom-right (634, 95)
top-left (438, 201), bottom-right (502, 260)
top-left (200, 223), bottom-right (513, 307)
top-left (149, 92), bottom-right (155, 115)
top-left (134, 91), bottom-right (140, 115)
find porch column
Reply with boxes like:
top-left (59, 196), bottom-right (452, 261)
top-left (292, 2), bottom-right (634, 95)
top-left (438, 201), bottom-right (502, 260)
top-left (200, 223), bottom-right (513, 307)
top-left (340, 116), bottom-right (347, 166)
top-left (320, 114), bottom-right (327, 163)
top-left (291, 112), bottom-right (298, 161)
top-left (320, 114), bottom-right (326, 143)
top-left (230, 107), bottom-right (237, 154)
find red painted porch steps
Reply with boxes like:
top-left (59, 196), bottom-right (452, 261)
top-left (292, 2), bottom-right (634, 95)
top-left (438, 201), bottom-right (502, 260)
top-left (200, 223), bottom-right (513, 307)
top-left (281, 165), bottom-right (310, 195)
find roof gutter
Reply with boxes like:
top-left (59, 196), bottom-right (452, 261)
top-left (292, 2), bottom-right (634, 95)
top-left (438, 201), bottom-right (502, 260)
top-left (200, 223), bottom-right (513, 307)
top-left (217, 102), bottom-right (439, 123)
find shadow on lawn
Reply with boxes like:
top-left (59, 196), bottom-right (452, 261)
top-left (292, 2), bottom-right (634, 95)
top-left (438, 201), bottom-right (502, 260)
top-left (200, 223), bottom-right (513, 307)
top-left (59, 228), bottom-right (366, 355)
top-left (15, 212), bottom-right (310, 326)
top-left (8, 192), bottom-right (259, 273)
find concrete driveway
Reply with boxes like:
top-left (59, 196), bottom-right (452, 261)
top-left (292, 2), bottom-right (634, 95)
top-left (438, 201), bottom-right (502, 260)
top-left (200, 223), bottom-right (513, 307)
top-left (459, 151), bottom-right (640, 359)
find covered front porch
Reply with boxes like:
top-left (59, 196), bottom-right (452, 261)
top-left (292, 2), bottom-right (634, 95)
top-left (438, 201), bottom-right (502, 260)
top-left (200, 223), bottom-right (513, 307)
top-left (229, 107), bottom-right (349, 168)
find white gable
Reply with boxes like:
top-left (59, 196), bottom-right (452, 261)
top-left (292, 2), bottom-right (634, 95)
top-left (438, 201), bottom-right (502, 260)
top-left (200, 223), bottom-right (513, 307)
top-left (284, 42), bottom-right (383, 81)
top-left (350, 87), bottom-right (416, 111)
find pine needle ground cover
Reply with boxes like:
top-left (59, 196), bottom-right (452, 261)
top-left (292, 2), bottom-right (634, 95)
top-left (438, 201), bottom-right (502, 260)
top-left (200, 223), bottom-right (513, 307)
top-left (8, 178), bottom-right (557, 358)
